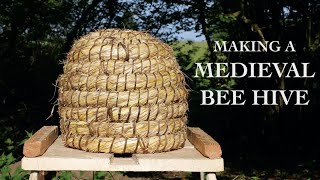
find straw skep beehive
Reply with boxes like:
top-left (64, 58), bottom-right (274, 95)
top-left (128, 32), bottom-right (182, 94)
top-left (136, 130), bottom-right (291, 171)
top-left (58, 29), bottom-right (188, 154)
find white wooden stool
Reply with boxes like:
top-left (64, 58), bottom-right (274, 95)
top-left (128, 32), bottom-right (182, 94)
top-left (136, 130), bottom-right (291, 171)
top-left (22, 126), bottom-right (224, 180)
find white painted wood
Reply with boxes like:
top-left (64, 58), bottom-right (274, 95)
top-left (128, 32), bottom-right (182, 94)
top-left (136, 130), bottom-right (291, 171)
top-left (22, 136), bottom-right (224, 172)
top-left (206, 173), bottom-right (217, 180)
top-left (200, 172), bottom-right (205, 180)
top-left (29, 172), bottom-right (39, 180)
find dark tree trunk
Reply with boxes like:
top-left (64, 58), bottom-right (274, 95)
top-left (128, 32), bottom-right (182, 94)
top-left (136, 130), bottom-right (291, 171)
top-left (198, 0), bottom-right (216, 63)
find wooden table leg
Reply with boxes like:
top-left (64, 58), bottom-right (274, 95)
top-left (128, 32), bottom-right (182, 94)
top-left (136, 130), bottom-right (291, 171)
top-left (39, 171), bottom-right (46, 180)
top-left (206, 173), bottom-right (217, 180)
top-left (200, 172), bottom-right (205, 180)
top-left (29, 171), bottom-right (39, 180)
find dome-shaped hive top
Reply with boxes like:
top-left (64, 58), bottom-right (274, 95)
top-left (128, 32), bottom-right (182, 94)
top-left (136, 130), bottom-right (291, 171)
top-left (58, 29), bottom-right (188, 154)
top-left (67, 29), bottom-right (174, 62)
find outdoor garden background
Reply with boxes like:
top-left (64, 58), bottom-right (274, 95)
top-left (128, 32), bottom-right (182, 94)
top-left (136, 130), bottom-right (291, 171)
top-left (0, 0), bottom-right (320, 179)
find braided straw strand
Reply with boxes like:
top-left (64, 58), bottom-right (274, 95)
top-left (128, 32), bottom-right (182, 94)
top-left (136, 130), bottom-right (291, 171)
top-left (62, 116), bottom-right (187, 138)
top-left (59, 102), bottom-right (188, 123)
top-left (58, 71), bottom-right (185, 92)
top-left (63, 129), bottom-right (186, 153)
top-left (63, 57), bottom-right (180, 75)
top-left (58, 86), bottom-right (188, 108)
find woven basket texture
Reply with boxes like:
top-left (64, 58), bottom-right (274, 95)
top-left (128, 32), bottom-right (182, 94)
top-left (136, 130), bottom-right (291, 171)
top-left (58, 29), bottom-right (188, 153)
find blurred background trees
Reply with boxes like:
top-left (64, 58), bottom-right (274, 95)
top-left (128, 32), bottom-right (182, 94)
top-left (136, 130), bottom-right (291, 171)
top-left (1, 0), bottom-right (320, 178)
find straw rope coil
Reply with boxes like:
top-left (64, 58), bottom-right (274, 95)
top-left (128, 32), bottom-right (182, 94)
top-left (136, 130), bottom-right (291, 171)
top-left (59, 102), bottom-right (188, 123)
top-left (58, 29), bottom-right (188, 153)
top-left (63, 57), bottom-right (179, 75)
top-left (61, 116), bottom-right (187, 138)
top-left (58, 71), bottom-right (185, 91)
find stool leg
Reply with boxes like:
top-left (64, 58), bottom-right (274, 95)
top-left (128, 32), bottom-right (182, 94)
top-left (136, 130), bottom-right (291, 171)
top-left (39, 171), bottom-right (46, 180)
top-left (29, 171), bottom-right (39, 180)
top-left (206, 173), bottom-right (217, 180)
top-left (200, 172), bottom-right (205, 180)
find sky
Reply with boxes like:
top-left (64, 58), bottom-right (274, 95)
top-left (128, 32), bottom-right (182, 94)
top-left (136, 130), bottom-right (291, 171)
top-left (175, 30), bottom-right (205, 41)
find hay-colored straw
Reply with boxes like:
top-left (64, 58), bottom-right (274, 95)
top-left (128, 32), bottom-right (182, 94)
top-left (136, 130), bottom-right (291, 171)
top-left (61, 116), bottom-right (186, 138)
top-left (58, 86), bottom-right (187, 108)
top-left (63, 57), bottom-right (179, 75)
top-left (58, 70), bottom-right (185, 92)
top-left (63, 129), bottom-right (186, 153)
top-left (59, 102), bottom-right (188, 123)
top-left (67, 29), bottom-right (174, 62)
top-left (58, 29), bottom-right (188, 154)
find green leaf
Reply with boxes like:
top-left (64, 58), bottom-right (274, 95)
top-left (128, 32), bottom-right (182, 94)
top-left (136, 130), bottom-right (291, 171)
top-left (5, 153), bottom-right (16, 165)
top-left (94, 171), bottom-right (107, 180)
top-left (1, 166), bottom-right (11, 176)
top-left (251, 176), bottom-right (261, 180)
top-left (12, 167), bottom-right (28, 180)
top-left (0, 154), bottom-right (6, 167)
top-left (26, 130), bottom-right (34, 138)
top-left (6, 146), bottom-right (14, 151)
top-left (5, 138), bottom-right (13, 145)
top-left (59, 171), bottom-right (73, 180)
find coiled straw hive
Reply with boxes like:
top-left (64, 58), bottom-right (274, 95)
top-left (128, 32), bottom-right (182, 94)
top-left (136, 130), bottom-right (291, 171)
top-left (58, 29), bottom-right (188, 153)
